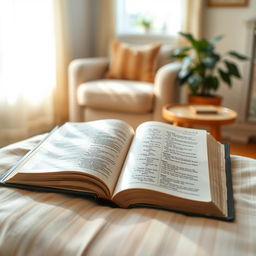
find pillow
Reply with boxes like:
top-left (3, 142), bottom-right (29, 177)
top-left (105, 40), bottom-right (161, 83)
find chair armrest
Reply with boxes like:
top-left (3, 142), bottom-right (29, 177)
top-left (153, 62), bottom-right (181, 121)
top-left (68, 58), bottom-right (109, 121)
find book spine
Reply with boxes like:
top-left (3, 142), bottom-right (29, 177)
top-left (223, 142), bottom-right (235, 221)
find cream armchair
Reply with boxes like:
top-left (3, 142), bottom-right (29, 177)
top-left (68, 57), bottom-right (180, 128)
top-left (69, 58), bottom-right (180, 127)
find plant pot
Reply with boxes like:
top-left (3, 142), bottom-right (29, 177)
top-left (188, 95), bottom-right (222, 106)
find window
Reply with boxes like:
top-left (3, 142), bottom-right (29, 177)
top-left (116, 0), bottom-right (183, 36)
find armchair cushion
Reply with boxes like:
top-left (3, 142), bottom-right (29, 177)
top-left (105, 40), bottom-right (161, 83)
top-left (77, 79), bottom-right (154, 114)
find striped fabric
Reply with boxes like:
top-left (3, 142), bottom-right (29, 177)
top-left (0, 135), bottom-right (256, 256)
top-left (105, 40), bottom-right (161, 83)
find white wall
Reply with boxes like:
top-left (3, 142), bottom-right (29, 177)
top-left (203, 1), bottom-right (256, 113)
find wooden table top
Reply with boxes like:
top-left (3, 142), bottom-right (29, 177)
top-left (162, 104), bottom-right (237, 126)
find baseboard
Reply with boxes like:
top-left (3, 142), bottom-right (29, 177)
top-left (222, 123), bottom-right (256, 143)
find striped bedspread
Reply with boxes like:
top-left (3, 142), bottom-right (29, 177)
top-left (0, 135), bottom-right (255, 256)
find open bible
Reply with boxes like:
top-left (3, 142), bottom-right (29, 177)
top-left (0, 120), bottom-right (234, 221)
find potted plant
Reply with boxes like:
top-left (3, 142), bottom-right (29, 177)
top-left (137, 16), bottom-right (153, 34)
top-left (171, 32), bottom-right (248, 105)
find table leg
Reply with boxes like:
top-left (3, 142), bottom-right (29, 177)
top-left (210, 125), bottom-right (221, 141)
top-left (172, 121), bottom-right (181, 126)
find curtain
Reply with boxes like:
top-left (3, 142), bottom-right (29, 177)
top-left (94, 0), bottom-right (116, 57)
top-left (178, 0), bottom-right (204, 103)
top-left (181, 0), bottom-right (204, 39)
top-left (0, 0), bottom-right (71, 147)
top-left (53, 0), bottom-right (71, 124)
top-left (0, 0), bottom-right (56, 147)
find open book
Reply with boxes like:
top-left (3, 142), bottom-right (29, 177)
top-left (0, 120), bottom-right (234, 221)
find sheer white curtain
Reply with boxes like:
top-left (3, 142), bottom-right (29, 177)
top-left (0, 0), bottom-right (56, 147)
top-left (53, 0), bottom-right (71, 124)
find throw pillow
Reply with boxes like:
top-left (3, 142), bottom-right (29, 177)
top-left (105, 40), bottom-right (161, 83)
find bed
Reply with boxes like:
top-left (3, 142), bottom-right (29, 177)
top-left (0, 134), bottom-right (255, 256)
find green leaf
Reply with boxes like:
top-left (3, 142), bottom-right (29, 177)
top-left (210, 35), bottom-right (224, 44)
top-left (218, 69), bottom-right (231, 87)
top-left (192, 38), bottom-right (209, 52)
top-left (178, 56), bottom-right (195, 85)
top-left (179, 32), bottom-right (195, 43)
top-left (182, 56), bottom-right (194, 67)
top-left (202, 57), bottom-right (217, 69)
top-left (192, 62), bottom-right (206, 75)
top-left (204, 76), bottom-right (219, 91)
top-left (206, 43), bottom-right (215, 53)
top-left (179, 56), bottom-right (194, 73)
top-left (224, 60), bottom-right (241, 78)
top-left (170, 53), bottom-right (188, 59)
top-left (178, 70), bottom-right (192, 85)
top-left (178, 69), bottom-right (190, 80)
top-left (170, 47), bottom-right (191, 59)
top-left (211, 53), bottom-right (220, 62)
top-left (177, 56), bottom-right (195, 85)
top-left (173, 47), bottom-right (191, 54)
top-left (188, 75), bottom-right (202, 85)
top-left (228, 51), bottom-right (248, 60)
top-left (188, 75), bottom-right (202, 94)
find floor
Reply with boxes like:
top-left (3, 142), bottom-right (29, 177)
top-left (226, 139), bottom-right (256, 159)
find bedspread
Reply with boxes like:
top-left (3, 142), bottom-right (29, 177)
top-left (0, 135), bottom-right (255, 256)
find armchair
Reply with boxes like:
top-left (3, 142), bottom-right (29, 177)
top-left (68, 48), bottom-right (180, 128)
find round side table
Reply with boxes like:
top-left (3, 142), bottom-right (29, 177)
top-left (162, 104), bottom-right (237, 141)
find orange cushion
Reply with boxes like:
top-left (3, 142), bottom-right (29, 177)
top-left (105, 40), bottom-right (161, 83)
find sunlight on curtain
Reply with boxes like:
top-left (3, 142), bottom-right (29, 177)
top-left (0, 0), bottom-right (56, 147)
top-left (94, 0), bottom-right (116, 56)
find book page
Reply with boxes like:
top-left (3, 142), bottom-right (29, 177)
top-left (14, 120), bottom-right (134, 194)
top-left (114, 121), bottom-right (211, 202)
